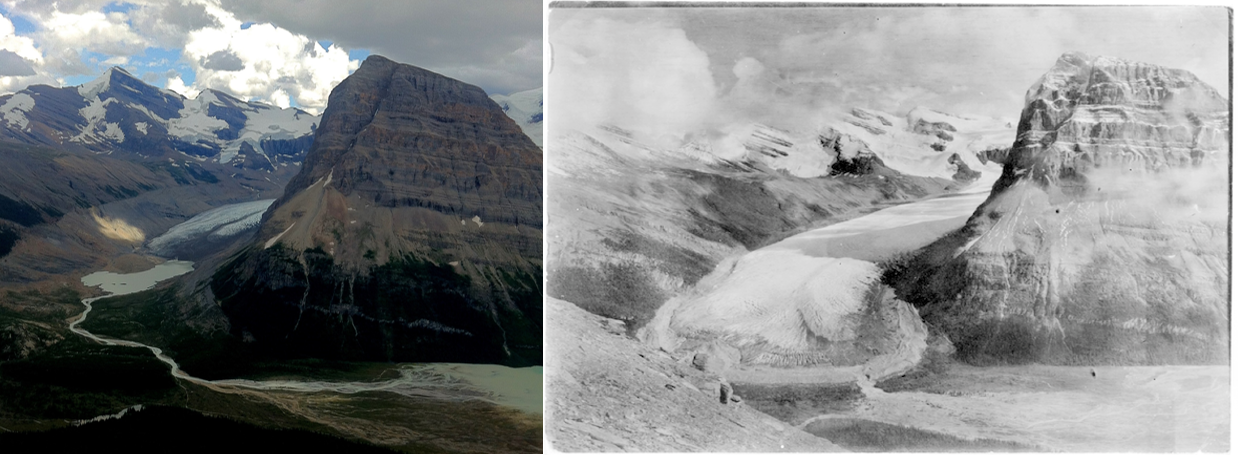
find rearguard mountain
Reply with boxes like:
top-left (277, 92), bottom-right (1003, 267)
top-left (0, 68), bottom-right (318, 285)
top-left (210, 55), bottom-right (543, 367)
top-left (0, 66), bottom-right (316, 173)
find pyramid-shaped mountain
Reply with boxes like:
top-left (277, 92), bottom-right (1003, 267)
top-left (887, 52), bottom-right (1229, 365)
top-left (210, 55), bottom-right (542, 366)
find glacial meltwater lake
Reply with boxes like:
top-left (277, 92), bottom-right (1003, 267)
top-left (428, 363), bottom-right (543, 415)
top-left (80, 260), bottom-right (195, 295)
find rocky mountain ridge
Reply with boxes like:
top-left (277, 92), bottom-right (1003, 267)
top-left (0, 67), bottom-right (317, 174)
top-left (690, 106), bottom-right (1011, 182)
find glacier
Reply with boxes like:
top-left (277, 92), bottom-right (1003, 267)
top-left (147, 199), bottom-right (275, 255)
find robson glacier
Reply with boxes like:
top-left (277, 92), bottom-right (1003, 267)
top-left (146, 199), bottom-right (274, 255)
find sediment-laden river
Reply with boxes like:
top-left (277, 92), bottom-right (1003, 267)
top-left (72, 260), bottom-right (541, 415)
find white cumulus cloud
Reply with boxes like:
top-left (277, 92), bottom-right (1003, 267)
top-left (180, 2), bottom-right (358, 113)
top-left (550, 12), bottom-right (718, 146)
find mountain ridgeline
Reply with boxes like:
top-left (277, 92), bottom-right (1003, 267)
top-left (210, 55), bottom-right (543, 366)
top-left (0, 67), bottom-right (317, 173)
top-left (886, 52), bottom-right (1230, 365)
top-left (0, 69), bottom-right (320, 283)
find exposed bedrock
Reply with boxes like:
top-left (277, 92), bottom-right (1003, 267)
top-left (211, 55), bottom-right (542, 367)
top-left (545, 129), bottom-right (953, 330)
top-left (886, 52), bottom-right (1229, 365)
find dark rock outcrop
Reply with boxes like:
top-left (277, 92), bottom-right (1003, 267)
top-left (887, 52), bottom-right (1229, 365)
top-left (212, 55), bottom-right (542, 366)
top-left (947, 153), bottom-right (980, 182)
top-left (910, 118), bottom-right (957, 141)
top-left (975, 146), bottom-right (1011, 165)
top-left (820, 127), bottom-right (883, 175)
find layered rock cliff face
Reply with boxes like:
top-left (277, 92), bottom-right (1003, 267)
top-left (210, 55), bottom-right (542, 366)
top-left (887, 53), bottom-right (1229, 365)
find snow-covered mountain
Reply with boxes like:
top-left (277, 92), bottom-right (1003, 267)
top-left (576, 105), bottom-right (1014, 183)
top-left (490, 87), bottom-right (542, 147)
top-left (0, 67), bottom-right (317, 172)
top-left (714, 107), bottom-right (1013, 181)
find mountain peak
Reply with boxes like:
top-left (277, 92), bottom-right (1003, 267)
top-left (76, 66), bottom-right (157, 100)
top-left (361, 54), bottom-right (395, 65)
top-left (213, 55), bottom-right (542, 367)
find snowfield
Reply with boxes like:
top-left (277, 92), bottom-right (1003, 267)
top-left (490, 87), bottom-right (543, 148)
top-left (0, 67), bottom-right (318, 165)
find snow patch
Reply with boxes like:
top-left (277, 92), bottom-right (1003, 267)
top-left (75, 98), bottom-right (124, 144)
top-left (265, 222), bottom-right (296, 249)
top-left (77, 69), bottom-right (113, 99)
top-left (134, 122), bottom-right (148, 134)
top-left (0, 93), bottom-right (35, 129)
top-left (100, 123), bottom-right (124, 142)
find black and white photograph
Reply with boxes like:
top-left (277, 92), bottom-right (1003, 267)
top-left (545, 3), bottom-right (1230, 452)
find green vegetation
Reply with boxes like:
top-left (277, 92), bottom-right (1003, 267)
top-left (0, 288), bottom-right (178, 420)
top-left (0, 193), bottom-right (43, 226)
top-left (78, 287), bottom-right (256, 380)
top-left (0, 337), bottom-right (177, 419)
top-left (805, 418), bottom-right (1040, 452)
top-left (548, 262), bottom-right (667, 332)
top-left (80, 286), bottom-right (401, 381)
top-left (209, 245), bottom-right (541, 371)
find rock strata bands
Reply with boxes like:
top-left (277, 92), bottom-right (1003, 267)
top-left (1001, 52), bottom-right (1227, 192)
top-left (212, 55), bottom-right (542, 367)
top-left (275, 55), bottom-right (541, 228)
top-left (888, 52), bottom-right (1229, 365)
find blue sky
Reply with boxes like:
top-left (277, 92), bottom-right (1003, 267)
top-left (0, 0), bottom-right (540, 113)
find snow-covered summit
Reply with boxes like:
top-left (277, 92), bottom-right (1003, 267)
top-left (0, 67), bottom-right (319, 171)
top-left (490, 87), bottom-right (542, 148)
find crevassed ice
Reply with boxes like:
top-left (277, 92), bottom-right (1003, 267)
top-left (147, 199), bottom-right (275, 253)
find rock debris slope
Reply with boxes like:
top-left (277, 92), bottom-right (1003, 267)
top-left (210, 55), bottom-right (542, 366)
top-left (887, 52), bottom-right (1230, 365)
top-left (545, 297), bottom-right (842, 452)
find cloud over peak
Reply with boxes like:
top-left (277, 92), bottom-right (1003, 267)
top-left (0, 0), bottom-right (540, 112)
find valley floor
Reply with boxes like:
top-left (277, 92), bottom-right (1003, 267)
top-left (1, 256), bottom-right (543, 453)
top-left (800, 363), bottom-right (1230, 452)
